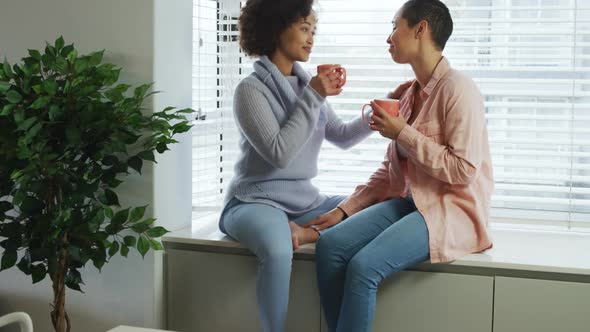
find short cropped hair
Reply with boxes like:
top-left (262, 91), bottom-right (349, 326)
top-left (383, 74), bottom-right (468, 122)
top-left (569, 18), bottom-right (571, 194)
top-left (401, 0), bottom-right (453, 51)
top-left (238, 0), bottom-right (314, 57)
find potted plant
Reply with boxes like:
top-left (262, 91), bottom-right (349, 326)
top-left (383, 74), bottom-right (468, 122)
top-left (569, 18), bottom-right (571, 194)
top-left (0, 37), bottom-right (194, 332)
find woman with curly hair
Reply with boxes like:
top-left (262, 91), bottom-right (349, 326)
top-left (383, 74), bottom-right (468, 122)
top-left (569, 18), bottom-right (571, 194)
top-left (218, 0), bottom-right (400, 331)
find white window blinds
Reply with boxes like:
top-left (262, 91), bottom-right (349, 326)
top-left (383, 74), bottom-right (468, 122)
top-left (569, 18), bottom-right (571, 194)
top-left (192, 0), bottom-right (590, 231)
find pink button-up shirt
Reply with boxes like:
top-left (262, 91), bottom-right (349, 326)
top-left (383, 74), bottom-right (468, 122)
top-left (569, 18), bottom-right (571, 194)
top-left (339, 57), bottom-right (494, 263)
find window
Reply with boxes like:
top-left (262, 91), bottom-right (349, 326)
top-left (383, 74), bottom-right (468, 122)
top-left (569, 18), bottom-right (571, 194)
top-left (192, 0), bottom-right (590, 231)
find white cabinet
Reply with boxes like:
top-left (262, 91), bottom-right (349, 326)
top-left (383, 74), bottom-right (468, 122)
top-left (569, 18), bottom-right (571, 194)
top-left (166, 249), bottom-right (494, 332)
top-left (493, 276), bottom-right (590, 332)
top-left (166, 248), bottom-right (590, 332)
top-left (166, 250), bottom-right (320, 332)
top-left (371, 271), bottom-right (494, 332)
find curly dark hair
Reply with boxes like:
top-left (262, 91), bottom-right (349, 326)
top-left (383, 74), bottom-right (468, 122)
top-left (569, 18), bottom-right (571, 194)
top-left (238, 0), bottom-right (315, 57)
top-left (401, 0), bottom-right (453, 51)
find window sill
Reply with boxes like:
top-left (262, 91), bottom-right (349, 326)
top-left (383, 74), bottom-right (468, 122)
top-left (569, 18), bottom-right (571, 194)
top-left (163, 214), bottom-right (590, 279)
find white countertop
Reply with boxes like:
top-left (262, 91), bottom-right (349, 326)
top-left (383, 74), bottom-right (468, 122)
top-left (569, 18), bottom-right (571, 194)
top-left (163, 215), bottom-right (590, 276)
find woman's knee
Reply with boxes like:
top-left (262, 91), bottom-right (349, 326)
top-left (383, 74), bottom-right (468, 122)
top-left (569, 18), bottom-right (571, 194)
top-left (257, 244), bottom-right (293, 267)
top-left (315, 232), bottom-right (339, 261)
top-left (346, 254), bottom-right (383, 289)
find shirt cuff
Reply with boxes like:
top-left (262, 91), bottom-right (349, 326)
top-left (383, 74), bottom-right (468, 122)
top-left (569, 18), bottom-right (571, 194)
top-left (338, 196), bottom-right (364, 217)
top-left (396, 125), bottom-right (421, 155)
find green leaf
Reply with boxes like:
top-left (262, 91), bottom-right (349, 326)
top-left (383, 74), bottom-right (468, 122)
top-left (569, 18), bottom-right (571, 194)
top-left (74, 59), bottom-right (88, 73)
top-left (137, 237), bottom-right (149, 258)
top-left (66, 48), bottom-right (78, 63)
top-left (138, 150), bottom-right (156, 162)
top-left (0, 104), bottom-right (14, 116)
top-left (45, 43), bottom-right (57, 57)
top-left (102, 155), bottom-right (118, 166)
top-left (1, 251), bottom-right (17, 271)
top-left (120, 244), bottom-right (130, 257)
top-left (133, 84), bottom-right (151, 99)
top-left (30, 96), bottom-right (51, 109)
top-left (17, 117), bottom-right (37, 131)
top-left (65, 269), bottom-right (84, 292)
top-left (55, 56), bottom-right (67, 72)
top-left (131, 222), bottom-right (150, 233)
top-left (104, 189), bottom-right (120, 206)
top-left (108, 241), bottom-right (120, 258)
top-left (112, 208), bottom-right (129, 225)
top-left (0, 81), bottom-right (10, 93)
top-left (128, 156), bottom-right (143, 174)
top-left (28, 49), bottom-right (42, 60)
top-left (123, 236), bottom-right (136, 247)
top-left (68, 245), bottom-right (82, 263)
top-left (3, 60), bottom-right (13, 78)
top-left (92, 251), bottom-right (106, 271)
top-left (55, 36), bottom-right (65, 50)
top-left (13, 109), bottom-right (24, 122)
top-left (89, 51), bottom-right (104, 67)
top-left (43, 80), bottom-right (58, 95)
top-left (172, 122), bottom-right (192, 134)
top-left (146, 226), bottom-right (168, 238)
top-left (104, 207), bottom-right (114, 219)
top-left (48, 105), bottom-right (62, 121)
top-left (156, 143), bottom-right (168, 153)
top-left (25, 122), bottom-right (43, 141)
top-left (31, 264), bottom-right (47, 283)
top-left (148, 239), bottom-right (164, 251)
top-left (5, 90), bottom-right (22, 103)
top-left (61, 44), bottom-right (75, 57)
top-left (129, 206), bottom-right (147, 223)
top-left (0, 201), bottom-right (13, 213)
top-left (16, 251), bottom-right (31, 275)
top-left (177, 108), bottom-right (195, 114)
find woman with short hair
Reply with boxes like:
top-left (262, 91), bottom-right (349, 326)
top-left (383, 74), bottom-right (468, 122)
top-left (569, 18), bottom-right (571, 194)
top-left (307, 1), bottom-right (494, 331)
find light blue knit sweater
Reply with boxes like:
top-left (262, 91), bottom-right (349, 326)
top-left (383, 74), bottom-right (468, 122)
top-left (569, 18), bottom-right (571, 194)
top-left (224, 56), bottom-right (372, 215)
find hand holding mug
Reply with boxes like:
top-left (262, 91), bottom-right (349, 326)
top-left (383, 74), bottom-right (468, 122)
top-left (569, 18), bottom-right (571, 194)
top-left (310, 64), bottom-right (346, 97)
top-left (362, 99), bottom-right (406, 139)
top-left (317, 64), bottom-right (347, 88)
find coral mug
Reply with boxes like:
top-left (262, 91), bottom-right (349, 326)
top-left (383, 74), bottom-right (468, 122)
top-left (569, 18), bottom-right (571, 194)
top-left (317, 64), bottom-right (347, 88)
top-left (361, 99), bottom-right (400, 125)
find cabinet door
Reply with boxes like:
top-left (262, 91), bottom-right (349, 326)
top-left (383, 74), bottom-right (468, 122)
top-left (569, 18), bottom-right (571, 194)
top-left (494, 276), bottom-right (590, 332)
top-left (166, 250), bottom-right (321, 332)
top-left (374, 271), bottom-right (493, 332)
top-left (321, 271), bottom-right (494, 332)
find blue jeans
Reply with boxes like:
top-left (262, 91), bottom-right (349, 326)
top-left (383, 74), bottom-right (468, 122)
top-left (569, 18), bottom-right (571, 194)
top-left (315, 197), bottom-right (430, 332)
top-left (220, 195), bottom-right (346, 332)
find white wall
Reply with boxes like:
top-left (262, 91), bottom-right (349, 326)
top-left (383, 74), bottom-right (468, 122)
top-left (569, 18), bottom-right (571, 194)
top-left (0, 0), bottom-right (193, 331)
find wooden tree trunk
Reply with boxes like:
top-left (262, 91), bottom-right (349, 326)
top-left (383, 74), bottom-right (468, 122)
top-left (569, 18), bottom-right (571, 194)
top-left (51, 233), bottom-right (70, 332)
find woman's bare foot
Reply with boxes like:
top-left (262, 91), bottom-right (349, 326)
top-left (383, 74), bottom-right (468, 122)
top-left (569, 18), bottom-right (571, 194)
top-left (288, 221), bottom-right (319, 251)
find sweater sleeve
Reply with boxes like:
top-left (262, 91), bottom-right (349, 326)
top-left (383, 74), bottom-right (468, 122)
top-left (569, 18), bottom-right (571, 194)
top-left (324, 104), bottom-right (373, 149)
top-left (233, 81), bottom-right (325, 168)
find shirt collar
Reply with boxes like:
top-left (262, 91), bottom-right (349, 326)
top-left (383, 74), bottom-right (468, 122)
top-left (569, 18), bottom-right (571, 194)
top-left (421, 56), bottom-right (450, 96)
